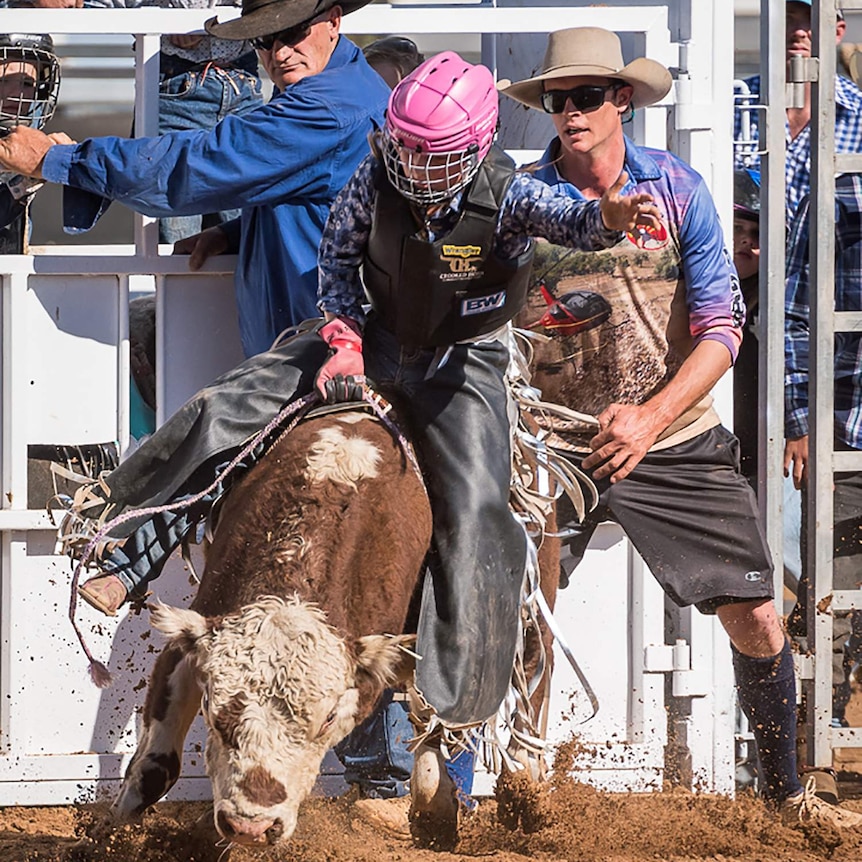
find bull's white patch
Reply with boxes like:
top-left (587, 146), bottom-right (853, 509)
top-left (305, 427), bottom-right (381, 490)
top-left (335, 413), bottom-right (370, 425)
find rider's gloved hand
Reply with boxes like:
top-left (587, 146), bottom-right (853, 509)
top-left (315, 317), bottom-right (365, 403)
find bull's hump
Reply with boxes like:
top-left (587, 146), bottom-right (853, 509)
top-left (304, 424), bottom-right (382, 490)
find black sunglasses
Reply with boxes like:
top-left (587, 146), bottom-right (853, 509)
top-left (251, 19), bottom-right (315, 51)
top-left (540, 83), bottom-right (623, 115)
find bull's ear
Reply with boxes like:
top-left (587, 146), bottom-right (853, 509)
top-left (150, 603), bottom-right (212, 653)
top-left (354, 634), bottom-right (417, 687)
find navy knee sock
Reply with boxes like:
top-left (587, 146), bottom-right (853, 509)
top-left (732, 640), bottom-right (803, 803)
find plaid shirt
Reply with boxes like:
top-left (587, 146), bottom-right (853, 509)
top-left (733, 74), bottom-right (862, 224)
top-left (785, 172), bottom-right (862, 446)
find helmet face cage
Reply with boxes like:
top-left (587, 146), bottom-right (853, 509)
top-left (380, 51), bottom-right (498, 206)
top-left (0, 37), bottom-right (60, 135)
top-left (382, 131), bottom-right (480, 205)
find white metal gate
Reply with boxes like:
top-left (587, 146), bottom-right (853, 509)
top-left (0, 0), bottom-right (736, 805)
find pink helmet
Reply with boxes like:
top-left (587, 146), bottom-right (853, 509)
top-left (382, 51), bottom-right (499, 205)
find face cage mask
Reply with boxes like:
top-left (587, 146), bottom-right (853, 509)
top-left (382, 138), bottom-right (481, 206)
top-left (0, 47), bottom-right (60, 136)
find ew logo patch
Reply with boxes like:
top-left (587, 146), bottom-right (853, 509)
top-left (744, 571), bottom-right (763, 583)
top-left (461, 291), bottom-right (506, 316)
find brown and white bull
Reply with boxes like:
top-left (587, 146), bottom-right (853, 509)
top-left (106, 410), bottom-right (464, 848)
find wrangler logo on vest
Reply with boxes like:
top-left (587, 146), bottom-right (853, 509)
top-left (442, 244), bottom-right (482, 259)
top-left (461, 291), bottom-right (506, 316)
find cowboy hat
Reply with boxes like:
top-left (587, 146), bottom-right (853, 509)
top-left (499, 27), bottom-right (672, 111)
top-left (205, 0), bottom-right (370, 42)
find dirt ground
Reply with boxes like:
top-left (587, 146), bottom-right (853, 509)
top-left (2, 741), bottom-right (862, 862)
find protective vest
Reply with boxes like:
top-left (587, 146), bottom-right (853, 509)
top-left (364, 146), bottom-right (534, 347)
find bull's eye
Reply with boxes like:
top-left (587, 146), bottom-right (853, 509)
top-left (201, 689), bottom-right (210, 713)
top-left (316, 709), bottom-right (338, 739)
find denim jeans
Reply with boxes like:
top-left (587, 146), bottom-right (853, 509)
top-left (157, 63), bottom-right (263, 244)
top-left (334, 690), bottom-right (414, 799)
top-left (334, 689), bottom-right (477, 802)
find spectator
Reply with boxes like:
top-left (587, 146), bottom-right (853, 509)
top-left (730, 168), bottom-right (804, 617)
top-left (0, 32), bottom-right (60, 252)
top-left (732, 168), bottom-right (761, 483)
top-left (0, 0), bottom-right (391, 358)
top-left (84, 0), bottom-right (264, 244)
top-left (733, 0), bottom-right (862, 224)
top-left (501, 25), bottom-right (862, 828)
top-left (784, 173), bottom-right (862, 730)
top-left (362, 35), bottom-right (423, 88)
top-left (839, 40), bottom-right (862, 87)
top-left (0, 32), bottom-right (123, 502)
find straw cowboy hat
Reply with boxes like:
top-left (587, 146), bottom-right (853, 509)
top-left (206, 0), bottom-right (371, 42)
top-left (499, 27), bottom-right (672, 111)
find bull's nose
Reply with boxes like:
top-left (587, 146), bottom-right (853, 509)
top-left (216, 810), bottom-right (279, 845)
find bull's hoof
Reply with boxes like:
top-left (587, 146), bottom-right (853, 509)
top-left (83, 817), bottom-right (115, 842)
top-left (409, 743), bottom-right (459, 851)
top-left (506, 740), bottom-right (548, 783)
top-left (409, 807), bottom-right (459, 851)
top-left (80, 804), bottom-right (140, 842)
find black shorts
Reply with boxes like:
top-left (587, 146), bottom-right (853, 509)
top-left (557, 425), bottom-right (774, 614)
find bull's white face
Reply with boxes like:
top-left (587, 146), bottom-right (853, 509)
top-left (200, 601), bottom-right (356, 845)
top-left (151, 598), bottom-right (410, 847)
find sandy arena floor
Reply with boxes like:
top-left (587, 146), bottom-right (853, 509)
top-left (3, 741), bottom-right (862, 862)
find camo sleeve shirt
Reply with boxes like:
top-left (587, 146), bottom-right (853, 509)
top-left (317, 153), bottom-right (621, 323)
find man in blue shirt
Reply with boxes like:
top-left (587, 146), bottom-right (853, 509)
top-left (0, 0), bottom-right (390, 357)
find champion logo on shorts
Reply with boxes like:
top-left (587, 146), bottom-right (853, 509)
top-left (744, 571), bottom-right (763, 582)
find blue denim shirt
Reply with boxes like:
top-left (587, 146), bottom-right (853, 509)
top-left (44, 37), bottom-right (390, 357)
